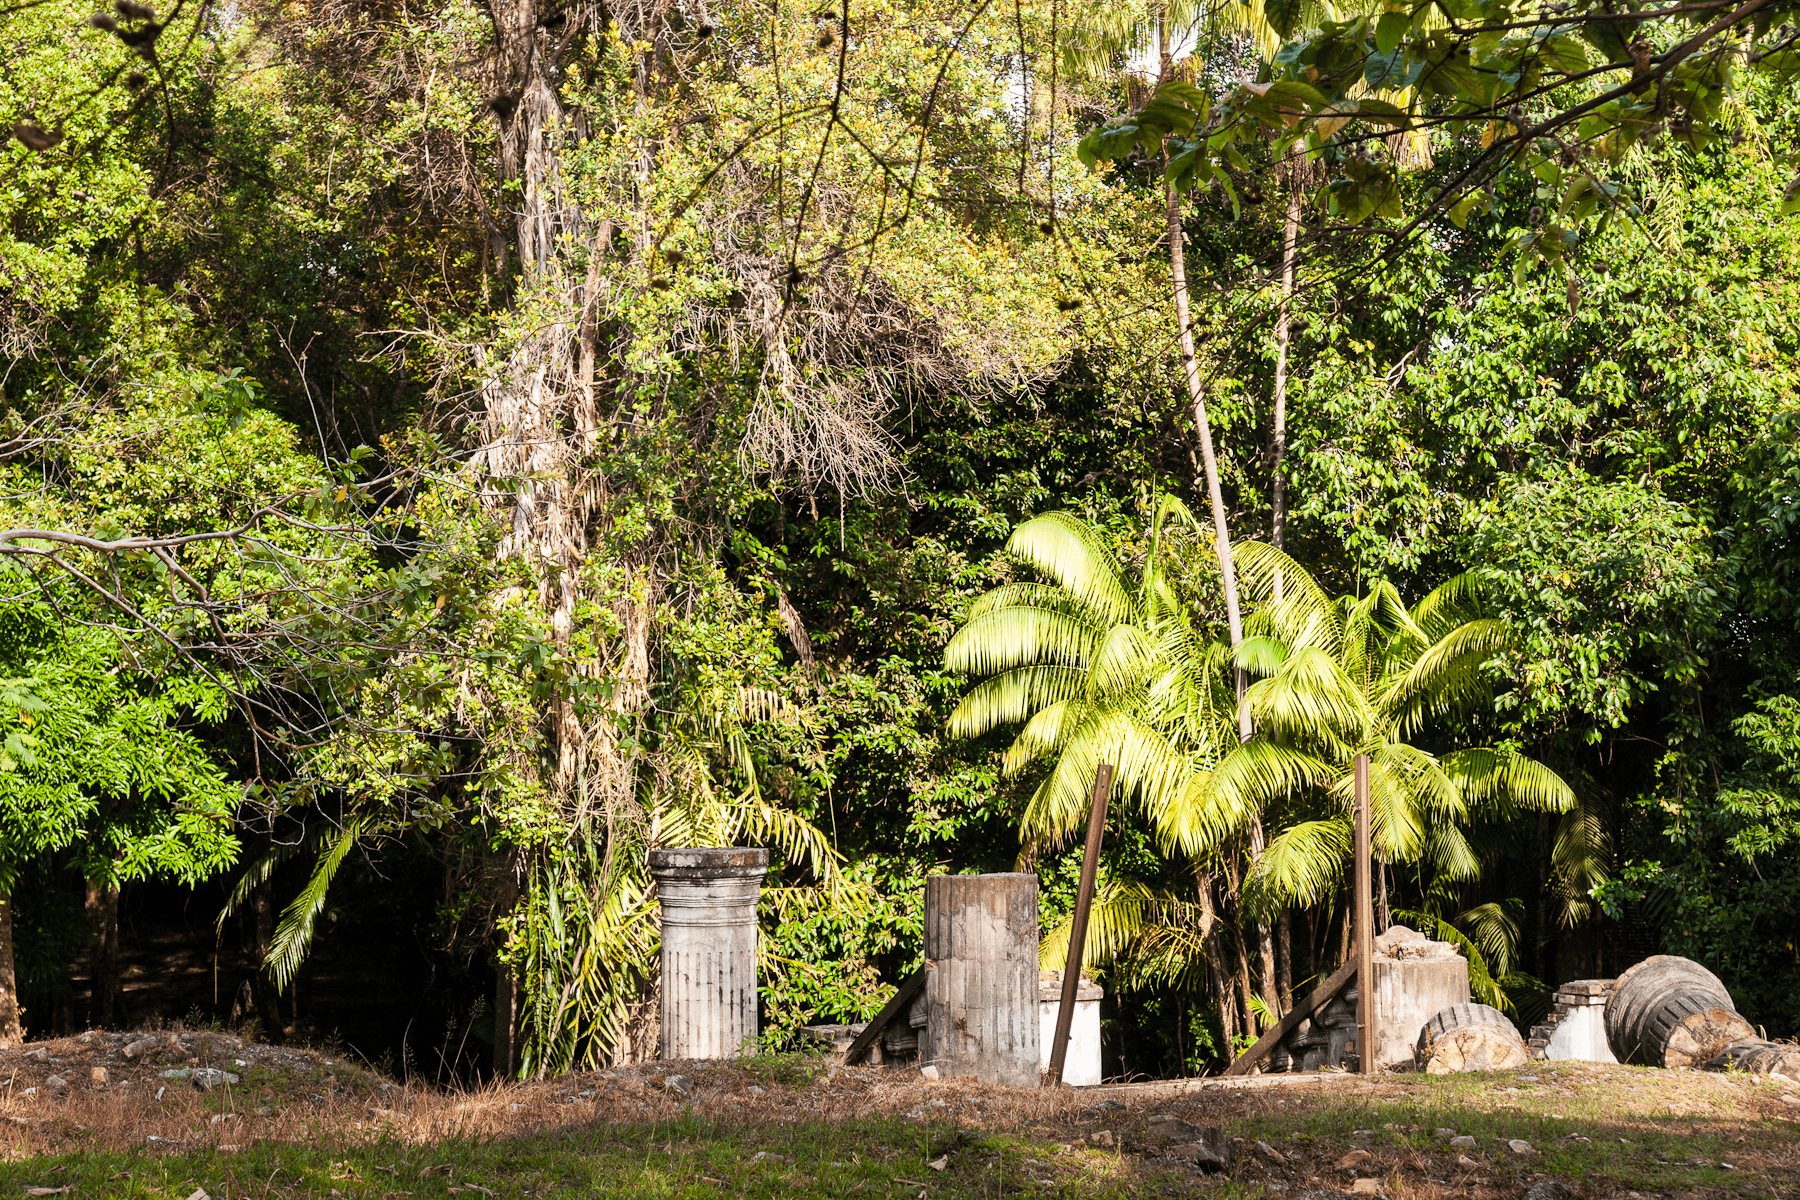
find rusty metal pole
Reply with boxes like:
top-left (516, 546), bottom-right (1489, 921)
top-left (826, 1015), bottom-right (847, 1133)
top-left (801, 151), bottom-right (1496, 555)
top-left (1046, 761), bottom-right (1112, 1086)
top-left (1353, 754), bottom-right (1373, 1076)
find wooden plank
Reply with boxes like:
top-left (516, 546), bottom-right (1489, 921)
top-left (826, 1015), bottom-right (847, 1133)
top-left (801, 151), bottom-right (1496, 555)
top-left (1047, 762), bottom-right (1112, 1086)
top-left (1354, 754), bottom-right (1373, 1076)
top-left (841, 967), bottom-right (926, 1066)
top-left (1222, 958), bottom-right (1358, 1077)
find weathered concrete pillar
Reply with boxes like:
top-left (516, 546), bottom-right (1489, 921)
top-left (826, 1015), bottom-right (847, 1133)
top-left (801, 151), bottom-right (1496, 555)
top-left (650, 847), bottom-right (768, 1061)
top-left (923, 873), bottom-right (1039, 1086)
top-left (1369, 925), bottom-right (1471, 1071)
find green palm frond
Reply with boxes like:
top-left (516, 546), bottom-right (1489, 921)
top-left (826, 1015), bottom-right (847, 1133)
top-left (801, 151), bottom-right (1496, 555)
top-left (968, 582), bottom-right (1105, 622)
top-left (1249, 645), bottom-right (1370, 743)
top-left (945, 606), bottom-right (1101, 675)
top-left (1091, 623), bottom-right (1157, 695)
top-left (1444, 747), bottom-right (1575, 816)
top-left (1452, 900), bottom-right (1524, 979)
top-left (1551, 801), bottom-right (1611, 925)
top-left (266, 820), bottom-right (362, 990)
top-left (215, 838), bottom-right (306, 933)
top-left (1021, 709), bottom-right (1193, 847)
top-left (947, 665), bottom-right (1088, 738)
top-left (1410, 573), bottom-right (1485, 640)
top-left (1237, 542), bottom-right (1339, 641)
top-left (1380, 617), bottom-right (1511, 735)
top-left (1234, 635), bottom-right (1290, 678)
top-left (1420, 819), bottom-right (1481, 881)
top-left (1002, 698), bottom-right (1087, 775)
top-left (1244, 818), bottom-right (1351, 914)
top-left (1005, 513), bottom-right (1136, 627)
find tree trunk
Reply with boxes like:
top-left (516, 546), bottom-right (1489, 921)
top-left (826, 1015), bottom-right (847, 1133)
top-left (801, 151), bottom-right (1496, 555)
top-left (249, 876), bottom-right (285, 1043)
top-left (0, 884), bottom-right (21, 1045)
top-left (1270, 147), bottom-right (1301, 553)
top-left (492, 852), bottom-right (520, 1079)
top-left (84, 879), bottom-right (120, 1029)
top-left (1276, 907), bottom-right (1293, 1005)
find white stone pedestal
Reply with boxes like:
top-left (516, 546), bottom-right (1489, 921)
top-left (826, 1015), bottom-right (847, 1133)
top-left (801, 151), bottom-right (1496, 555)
top-left (923, 873), bottom-right (1040, 1086)
top-left (650, 847), bottom-right (768, 1060)
top-left (1038, 972), bottom-right (1103, 1085)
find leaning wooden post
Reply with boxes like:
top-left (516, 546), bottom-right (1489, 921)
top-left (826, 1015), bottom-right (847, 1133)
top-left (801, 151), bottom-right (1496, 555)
top-left (1353, 754), bottom-right (1374, 1076)
top-left (1046, 761), bottom-right (1112, 1086)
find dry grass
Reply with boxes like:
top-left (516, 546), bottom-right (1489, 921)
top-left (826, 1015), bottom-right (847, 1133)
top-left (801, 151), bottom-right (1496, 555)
top-left (1, 1030), bottom-right (1798, 1198)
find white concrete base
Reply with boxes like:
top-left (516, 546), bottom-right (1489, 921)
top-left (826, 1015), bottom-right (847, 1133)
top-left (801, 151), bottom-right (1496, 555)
top-left (1545, 1004), bottom-right (1618, 1063)
top-left (1038, 974), bottom-right (1103, 1086)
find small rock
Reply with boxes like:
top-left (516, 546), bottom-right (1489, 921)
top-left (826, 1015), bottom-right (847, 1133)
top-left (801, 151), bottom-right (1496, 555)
top-left (25, 1048), bottom-right (48, 1062)
top-left (154, 1087), bottom-right (165, 1101)
top-left (1448, 1135), bottom-right (1477, 1149)
top-left (161, 1069), bottom-right (191, 1081)
top-left (752, 1151), bottom-right (792, 1164)
top-left (43, 1075), bottom-right (67, 1091)
top-left (189, 1068), bottom-right (241, 1091)
top-left (253, 1106), bottom-right (274, 1115)
top-left (1089, 1130), bottom-right (1115, 1148)
top-left (185, 1188), bottom-right (211, 1200)
top-left (1166, 1137), bottom-right (1230, 1172)
top-left (1434, 1128), bottom-right (1457, 1139)
top-left (664, 1074), bottom-right (693, 1096)
top-left (1352, 1128), bottom-right (1374, 1137)
top-left (1147, 1114), bottom-right (1211, 1141)
top-left (747, 1085), bottom-right (765, 1095)
top-left (21, 1087), bottom-right (36, 1097)
top-left (508, 1103), bottom-right (521, 1112)
top-left (918, 1064), bottom-right (939, 1081)
top-left (1256, 1139), bottom-right (1286, 1164)
top-left (90, 1067), bottom-right (109, 1085)
top-left (1455, 1155), bottom-right (1478, 1168)
top-left (123, 1037), bottom-right (160, 1059)
top-left (1517, 1075), bottom-right (1540, 1082)
top-left (1780, 1094), bottom-right (1800, 1105)
top-left (1525, 1183), bottom-right (1576, 1200)
top-left (1335, 1149), bottom-right (1372, 1171)
top-left (1508, 1139), bottom-right (1535, 1155)
top-left (1088, 1099), bottom-right (1126, 1114)
top-left (1350, 1181), bottom-right (1381, 1196)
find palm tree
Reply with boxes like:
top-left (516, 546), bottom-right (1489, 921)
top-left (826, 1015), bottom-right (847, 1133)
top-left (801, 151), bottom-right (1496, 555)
top-left (1229, 553), bottom-right (1584, 961)
top-left (948, 509), bottom-right (1584, 1060)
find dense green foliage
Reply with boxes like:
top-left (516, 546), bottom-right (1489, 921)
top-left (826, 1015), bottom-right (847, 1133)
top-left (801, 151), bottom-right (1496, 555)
top-left (0, 0), bottom-right (1796, 1076)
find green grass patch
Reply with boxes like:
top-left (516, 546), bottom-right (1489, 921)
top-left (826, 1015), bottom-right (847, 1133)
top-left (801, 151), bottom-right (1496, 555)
top-left (0, 1115), bottom-right (1203, 1199)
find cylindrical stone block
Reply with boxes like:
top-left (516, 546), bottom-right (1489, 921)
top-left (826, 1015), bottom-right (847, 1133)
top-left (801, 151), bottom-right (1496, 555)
top-left (922, 873), bottom-right (1040, 1086)
top-left (650, 846), bottom-right (768, 1061)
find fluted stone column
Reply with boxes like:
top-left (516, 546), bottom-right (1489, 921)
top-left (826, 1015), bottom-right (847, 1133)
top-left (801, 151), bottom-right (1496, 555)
top-left (650, 847), bottom-right (768, 1060)
top-left (922, 873), bottom-right (1040, 1086)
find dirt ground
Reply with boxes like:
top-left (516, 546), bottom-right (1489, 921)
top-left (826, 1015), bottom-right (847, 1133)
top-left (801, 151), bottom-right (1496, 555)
top-left (2, 1027), bottom-right (1798, 1198)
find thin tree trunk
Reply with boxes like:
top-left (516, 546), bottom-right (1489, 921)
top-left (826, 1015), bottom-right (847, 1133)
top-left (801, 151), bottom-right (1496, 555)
top-left (249, 876), bottom-right (285, 1044)
top-left (1157, 21), bottom-right (1279, 1020)
top-left (1377, 856), bottom-right (1390, 933)
top-left (84, 880), bottom-right (120, 1029)
top-left (1197, 872), bottom-right (1236, 1058)
top-left (1276, 907), bottom-right (1293, 1004)
top-left (1271, 146), bottom-right (1301, 553)
top-left (492, 852), bottom-right (520, 1078)
top-left (0, 884), bottom-right (21, 1045)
